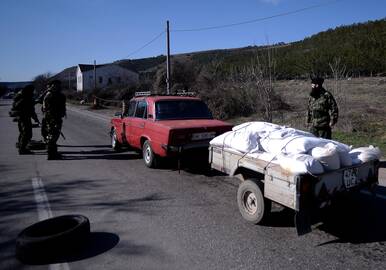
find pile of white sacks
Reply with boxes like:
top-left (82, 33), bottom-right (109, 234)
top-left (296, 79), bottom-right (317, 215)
top-left (210, 122), bottom-right (382, 175)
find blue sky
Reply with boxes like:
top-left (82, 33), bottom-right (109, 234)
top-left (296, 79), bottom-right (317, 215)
top-left (0, 0), bottom-right (384, 81)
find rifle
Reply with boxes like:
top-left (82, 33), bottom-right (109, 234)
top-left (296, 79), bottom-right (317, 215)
top-left (60, 131), bottom-right (66, 140)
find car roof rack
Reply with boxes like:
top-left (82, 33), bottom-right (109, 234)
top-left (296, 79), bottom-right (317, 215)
top-left (135, 91), bottom-right (151, 97)
top-left (133, 90), bottom-right (197, 98)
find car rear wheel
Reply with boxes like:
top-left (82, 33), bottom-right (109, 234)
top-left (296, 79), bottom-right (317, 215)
top-left (111, 129), bottom-right (121, 151)
top-left (143, 140), bottom-right (157, 168)
top-left (237, 179), bottom-right (271, 224)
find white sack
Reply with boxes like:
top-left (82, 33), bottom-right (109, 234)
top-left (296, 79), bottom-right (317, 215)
top-left (349, 146), bottom-right (382, 164)
top-left (260, 134), bottom-right (326, 155)
top-left (211, 122), bottom-right (283, 153)
top-left (333, 143), bottom-right (352, 167)
top-left (278, 154), bottom-right (324, 175)
top-left (209, 128), bottom-right (259, 153)
top-left (311, 143), bottom-right (341, 171)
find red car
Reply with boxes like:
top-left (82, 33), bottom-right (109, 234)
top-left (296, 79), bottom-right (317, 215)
top-left (110, 93), bottom-right (233, 168)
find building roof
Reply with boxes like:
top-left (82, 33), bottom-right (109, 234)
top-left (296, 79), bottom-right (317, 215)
top-left (78, 64), bottom-right (107, 72)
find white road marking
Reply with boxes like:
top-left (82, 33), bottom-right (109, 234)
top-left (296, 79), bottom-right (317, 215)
top-left (31, 177), bottom-right (71, 270)
top-left (360, 189), bottom-right (386, 200)
top-left (32, 177), bottom-right (53, 220)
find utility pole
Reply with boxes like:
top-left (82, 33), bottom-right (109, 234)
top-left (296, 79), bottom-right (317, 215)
top-left (166, 20), bottom-right (171, 94)
top-left (68, 71), bottom-right (71, 90)
top-left (94, 60), bottom-right (97, 91)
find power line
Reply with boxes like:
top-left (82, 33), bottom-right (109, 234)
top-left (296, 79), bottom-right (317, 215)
top-left (126, 31), bottom-right (165, 58)
top-left (172, 0), bottom-right (343, 32)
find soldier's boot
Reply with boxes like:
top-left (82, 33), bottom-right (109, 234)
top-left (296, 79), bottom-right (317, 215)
top-left (47, 144), bottom-right (61, 160)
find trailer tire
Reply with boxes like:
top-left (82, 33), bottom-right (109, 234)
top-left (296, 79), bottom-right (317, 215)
top-left (143, 140), bottom-right (157, 168)
top-left (15, 215), bottom-right (90, 263)
top-left (111, 129), bottom-right (121, 151)
top-left (237, 179), bottom-right (271, 224)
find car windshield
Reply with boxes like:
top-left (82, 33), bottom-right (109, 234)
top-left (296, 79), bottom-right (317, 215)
top-left (155, 100), bottom-right (213, 120)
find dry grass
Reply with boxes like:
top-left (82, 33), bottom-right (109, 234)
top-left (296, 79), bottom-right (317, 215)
top-left (230, 77), bottom-right (386, 155)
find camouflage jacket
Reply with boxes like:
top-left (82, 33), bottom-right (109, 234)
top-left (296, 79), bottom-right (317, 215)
top-left (11, 92), bottom-right (38, 121)
top-left (307, 88), bottom-right (338, 128)
top-left (43, 91), bottom-right (66, 119)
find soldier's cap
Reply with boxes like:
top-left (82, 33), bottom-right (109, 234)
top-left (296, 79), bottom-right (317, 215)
top-left (311, 77), bottom-right (324, 85)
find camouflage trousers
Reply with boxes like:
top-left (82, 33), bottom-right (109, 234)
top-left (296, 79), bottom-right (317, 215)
top-left (43, 117), bottom-right (62, 156)
top-left (17, 119), bottom-right (32, 150)
top-left (310, 126), bottom-right (332, 139)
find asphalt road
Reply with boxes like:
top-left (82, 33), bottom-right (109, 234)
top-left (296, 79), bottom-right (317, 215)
top-left (1, 99), bottom-right (386, 270)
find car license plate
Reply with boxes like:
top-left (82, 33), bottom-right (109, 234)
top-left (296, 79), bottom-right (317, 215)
top-left (343, 168), bottom-right (359, 188)
top-left (191, 132), bottom-right (216, 141)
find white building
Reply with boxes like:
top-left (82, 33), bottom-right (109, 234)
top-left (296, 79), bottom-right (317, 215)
top-left (76, 64), bottom-right (139, 92)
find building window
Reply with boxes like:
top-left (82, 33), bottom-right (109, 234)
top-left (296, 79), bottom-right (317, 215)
top-left (108, 78), bottom-right (112, 85)
top-left (99, 76), bottom-right (103, 83)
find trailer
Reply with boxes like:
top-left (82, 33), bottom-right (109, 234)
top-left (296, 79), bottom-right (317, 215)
top-left (209, 145), bottom-right (379, 235)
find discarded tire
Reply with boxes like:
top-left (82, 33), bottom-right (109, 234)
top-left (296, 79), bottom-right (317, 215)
top-left (16, 215), bottom-right (90, 263)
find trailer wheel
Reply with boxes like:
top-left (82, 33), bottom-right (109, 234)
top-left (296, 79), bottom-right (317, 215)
top-left (237, 179), bottom-right (271, 224)
top-left (111, 129), bottom-right (121, 151)
top-left (143, 140), bottom-right (157, 168)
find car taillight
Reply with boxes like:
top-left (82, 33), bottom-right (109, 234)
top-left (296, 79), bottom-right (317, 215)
top-left (170, 132), bottom-right (188, 145)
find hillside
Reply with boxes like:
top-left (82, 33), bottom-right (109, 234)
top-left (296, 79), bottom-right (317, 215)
top-left (113, 18), bottom-right (386, 79)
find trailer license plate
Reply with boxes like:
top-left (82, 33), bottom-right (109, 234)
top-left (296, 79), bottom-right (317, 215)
top-left (191, 132), bottom-right (216, 141)
top-left (343, 168), bottom-right (359, 188)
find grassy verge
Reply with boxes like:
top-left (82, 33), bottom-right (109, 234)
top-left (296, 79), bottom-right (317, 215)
top-left (333, 131), bottom-right (386, 156)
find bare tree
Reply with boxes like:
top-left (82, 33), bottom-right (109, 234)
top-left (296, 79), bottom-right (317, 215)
top-left (328, 57), bottom-right (349, 131)
top-left (236, 47), bottom-right (276, 122)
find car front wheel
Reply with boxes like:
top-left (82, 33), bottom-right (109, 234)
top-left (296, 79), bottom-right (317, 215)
top-left (111, 129), bottom-right (121, 151)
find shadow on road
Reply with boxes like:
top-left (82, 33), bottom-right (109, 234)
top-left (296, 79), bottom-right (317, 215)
top-left (263, 207), bottom-right (295, 228)
top-left (58, 144), bottom-right (111, 148)
top-left (259, 187), bottom-right (386, 245)
top-left (19, 232), bottom-right (120, 265)
top-left (316, 187), bottom-right (386, 244)
top-left (57, 148), bottom-right (142, 161)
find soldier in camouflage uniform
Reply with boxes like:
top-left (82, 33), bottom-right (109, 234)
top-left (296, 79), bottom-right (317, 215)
top-left (42, 80), bottom-right (66, 160)
top-left (306, 77), bottom-right (338, 139)
top-left (11, 85), bottom-right (40, 154)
